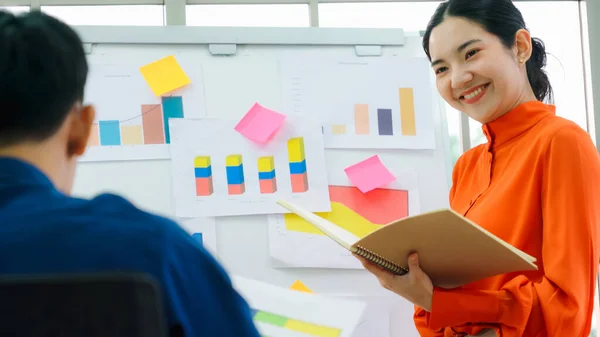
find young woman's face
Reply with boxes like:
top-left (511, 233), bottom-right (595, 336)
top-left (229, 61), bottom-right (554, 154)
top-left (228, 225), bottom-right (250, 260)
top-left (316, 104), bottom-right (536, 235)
top-left (428, 17), bottom-right (527, 124)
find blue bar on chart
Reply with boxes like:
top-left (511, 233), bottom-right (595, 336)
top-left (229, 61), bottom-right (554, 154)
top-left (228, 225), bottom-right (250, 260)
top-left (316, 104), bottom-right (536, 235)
top-left (161, 96), bottom-right (184, 144)
top-left (226, 154), bottom-right (245, 195)
top-left (377, 109), bottom-right (394, 136)
top-left (99, 120), bottom-right (121, 146)
top-left (192, 233), bottom-right (203, 246)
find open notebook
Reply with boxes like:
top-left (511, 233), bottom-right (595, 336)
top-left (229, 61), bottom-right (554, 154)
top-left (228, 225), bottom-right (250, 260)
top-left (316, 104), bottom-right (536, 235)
top-left (277, 200), bottom-right (538, 289)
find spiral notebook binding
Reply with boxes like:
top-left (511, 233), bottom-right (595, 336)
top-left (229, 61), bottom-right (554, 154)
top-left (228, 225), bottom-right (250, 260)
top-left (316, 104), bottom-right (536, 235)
top-left (355, 245), bottom-right (408, 275)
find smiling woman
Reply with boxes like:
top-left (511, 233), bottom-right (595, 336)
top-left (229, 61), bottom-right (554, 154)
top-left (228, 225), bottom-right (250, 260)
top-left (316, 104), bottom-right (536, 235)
top-left (423, 4), bottom-right (551, 125)
top-left (356, 1), bottom-right (600, 337)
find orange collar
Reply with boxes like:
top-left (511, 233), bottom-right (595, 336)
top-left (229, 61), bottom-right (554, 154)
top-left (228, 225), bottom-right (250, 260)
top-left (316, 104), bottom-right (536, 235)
top-left (482, 100), bottom-right (556, 149)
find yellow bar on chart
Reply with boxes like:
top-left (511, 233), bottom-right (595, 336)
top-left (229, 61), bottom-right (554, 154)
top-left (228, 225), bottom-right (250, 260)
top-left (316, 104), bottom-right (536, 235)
top-left (284, 319), bottom-right (342, 337)
top-left (226, 154), bottom-right (243, 167)
top-left (399, 88), bottom-right (416, 136)
top-left (194, 156), bottom-right (211, 168)
top-left (331, 125), bottom-right (347, 135)
top-left (258, 156), bottom-right (275, 172)
top-left (121, 125), bottom-right (143, 145)
top-left (287, 138), bottom-right (306, 163)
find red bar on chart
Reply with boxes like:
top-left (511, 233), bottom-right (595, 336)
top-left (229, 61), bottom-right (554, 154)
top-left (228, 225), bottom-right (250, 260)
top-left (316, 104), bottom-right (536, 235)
top-left (290, 172), bottom-right (309, 193)
top-left (259, 179), bottom-right (277, 194)
top-left (195, 178), bottom-right (213, 196)
top-left (141, 104), bottom-right (165, 144)
top-left (228, 184), bottom-right (245, 195)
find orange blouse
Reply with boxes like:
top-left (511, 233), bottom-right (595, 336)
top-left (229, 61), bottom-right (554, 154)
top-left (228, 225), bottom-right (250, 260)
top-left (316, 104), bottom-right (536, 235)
top-left (414, 101), bottom-right (600, 337)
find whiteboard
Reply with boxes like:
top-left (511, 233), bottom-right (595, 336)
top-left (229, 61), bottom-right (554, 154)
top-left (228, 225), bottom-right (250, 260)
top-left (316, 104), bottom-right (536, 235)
top-left (70, 26), bottom-right (453, 337)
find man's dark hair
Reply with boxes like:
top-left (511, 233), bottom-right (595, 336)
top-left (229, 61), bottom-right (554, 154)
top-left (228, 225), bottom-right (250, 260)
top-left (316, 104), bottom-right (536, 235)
top-left (0, 10), bottom-right (88, 147)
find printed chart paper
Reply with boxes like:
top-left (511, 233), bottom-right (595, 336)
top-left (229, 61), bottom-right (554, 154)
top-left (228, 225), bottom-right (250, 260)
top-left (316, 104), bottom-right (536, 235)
top-left (268, 172), bottom-right (420, 269)
top-left (80, 60), bottom-right (206, 162)
top-left (287, 281), bottom-right (391, 337)
top-left (169, 117), bottom-right (331, 217)
top-left (281, 56), bottom-right (436, 149)
top-left (177, 217), bottom-right (218, 257)
top-left (231, 276), bottom-right (366, 337)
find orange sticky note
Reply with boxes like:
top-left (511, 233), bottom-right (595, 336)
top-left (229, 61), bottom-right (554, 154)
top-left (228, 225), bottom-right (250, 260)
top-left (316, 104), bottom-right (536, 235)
top-left (344, 155), bottom-right (396, 193)
top-left (235, 103), bottom-right (286, 143)
top-left (139, 55), bottom-right (191, 96)
top-left (289, 280), bottom-right (313, 293)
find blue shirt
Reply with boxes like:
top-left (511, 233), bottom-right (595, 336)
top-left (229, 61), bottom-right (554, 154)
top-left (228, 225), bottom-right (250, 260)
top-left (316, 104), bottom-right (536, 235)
top-left (0, 157), bottom-right (261, 337)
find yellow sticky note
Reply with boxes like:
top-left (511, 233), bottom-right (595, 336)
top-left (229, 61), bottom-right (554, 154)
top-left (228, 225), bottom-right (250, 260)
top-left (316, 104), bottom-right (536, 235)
top-left (139, 55), bottom-right (191, 96)
top-left (289, 280), bottom-right (313, 293)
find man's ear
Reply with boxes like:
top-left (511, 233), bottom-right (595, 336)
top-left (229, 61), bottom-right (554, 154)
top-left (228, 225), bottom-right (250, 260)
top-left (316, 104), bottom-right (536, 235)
top-left (67, 104), bottom-right (95, 158)
top-left (514, 28), bottom-right (533, 66)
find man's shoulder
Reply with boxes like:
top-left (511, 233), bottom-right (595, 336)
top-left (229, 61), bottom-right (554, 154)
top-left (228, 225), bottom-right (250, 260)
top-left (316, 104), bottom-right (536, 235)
top-left (68, 192), bottom-right (183, 239)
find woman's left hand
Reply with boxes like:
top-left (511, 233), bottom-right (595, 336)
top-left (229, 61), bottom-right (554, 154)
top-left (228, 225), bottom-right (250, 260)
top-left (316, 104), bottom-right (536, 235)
top-left (355, 252), bottom-right (434, 311)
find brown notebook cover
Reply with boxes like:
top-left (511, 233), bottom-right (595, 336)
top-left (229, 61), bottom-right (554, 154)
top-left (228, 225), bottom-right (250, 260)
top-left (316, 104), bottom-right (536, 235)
top-left (277, 200), bottom-right (538, 289)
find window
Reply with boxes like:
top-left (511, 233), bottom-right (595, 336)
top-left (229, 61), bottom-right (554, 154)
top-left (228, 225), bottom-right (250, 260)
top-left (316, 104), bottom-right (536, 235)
top-left (186, 4), bottom-right (309, 27)
top-left (469, 1), bottom-right (588, 146)
top-left (318, 2), bottom-right (441, 32)
top-left (40, 5), bottom-right (165, 26)
top-left (0, 6), bottom-right (29, 14)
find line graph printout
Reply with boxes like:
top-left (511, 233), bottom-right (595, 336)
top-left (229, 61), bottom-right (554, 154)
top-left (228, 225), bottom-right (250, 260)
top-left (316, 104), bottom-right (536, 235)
top-left (231, 276), bottom-right (366, 337)
top-left (169, 116), bottom-right (331, 217)
top-left (268, 171), bottom-right (419, 269)
top-left (280, 56), bottom-right (436, 150)
top-left (80, 60), bottom-right (206, 162)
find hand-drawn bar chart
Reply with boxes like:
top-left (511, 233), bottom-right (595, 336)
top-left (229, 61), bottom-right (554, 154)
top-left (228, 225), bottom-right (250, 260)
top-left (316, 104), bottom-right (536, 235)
top-left (281, 57), bottom-right (435, 149)
top-left (87, 96), bottom-right (184, 147)
top-left (194, 156), bottom-right (214, 196)
top-left (258, 156), bottom-right (277, 194)
top-left (330, 88), bottom-right (416, 137)
top-left (288, 138), bottom-right (309, 193)
top-left (169, 117), bottom-right (330, 217)
top-left (192, 138), bottom-right (310, 198)
top-left (226, 154), bottom-right (246, 195)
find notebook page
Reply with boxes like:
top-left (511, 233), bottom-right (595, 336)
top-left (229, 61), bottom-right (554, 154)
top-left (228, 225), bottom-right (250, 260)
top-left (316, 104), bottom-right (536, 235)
top-left (277, 200), bottom-right (361, 250)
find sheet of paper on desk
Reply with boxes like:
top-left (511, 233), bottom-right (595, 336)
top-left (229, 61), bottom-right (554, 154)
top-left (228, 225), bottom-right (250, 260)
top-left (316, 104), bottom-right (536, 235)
top-left (231, 276), bottom-right (366, 337)
top-left (287, 280), bottom-right (390, 337)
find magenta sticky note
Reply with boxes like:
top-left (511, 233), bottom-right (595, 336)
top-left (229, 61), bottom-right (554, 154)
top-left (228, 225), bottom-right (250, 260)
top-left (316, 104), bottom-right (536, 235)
top-left (344, 155), bottom-right (396, 193)
top-left (235, 103), bottom-right (286, 143)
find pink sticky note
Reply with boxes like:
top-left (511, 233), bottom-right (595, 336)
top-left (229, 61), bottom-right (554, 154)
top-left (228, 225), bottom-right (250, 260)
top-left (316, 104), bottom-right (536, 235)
top-left (235, 103), bottom-right (286, 143)
top-left (344, 155), bottom-right (396, 193)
